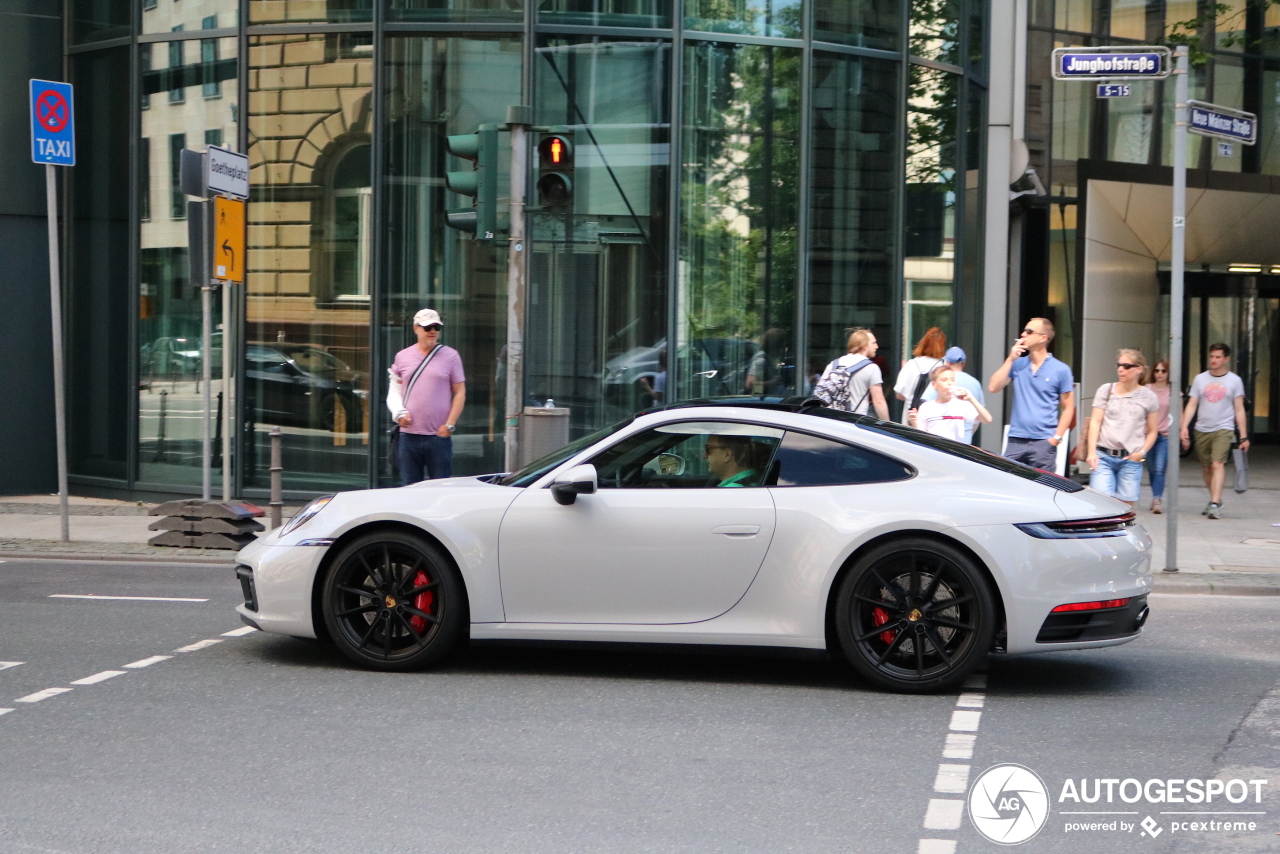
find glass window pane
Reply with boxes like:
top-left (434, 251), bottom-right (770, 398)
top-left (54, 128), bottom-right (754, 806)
top-left (249, 0), bottom-right (371, 25)
top-left (387, 0), bottom-right (522, 23)
top-left (139, 38), bottom-right (239, 487)
top-left (813, 0), bottom-right (900, 51)
top-left (1259, 69), bottom-right (1280, 175)
top-left (1109, 0), bottom-right (1147, 40)
top-left (382, 36), bottom-right (522, 481)
top-left (70, 0), bottom-right (129, 44)
top-left (678, 42), bottom-right (801, 401)
top-left (910, 0), bottom-right (960, 66)
top-left (684, 0), bottom-right (802, 39)
top-left (143, 0), bottom-right (238, 35)
top-left (530, 37), bottom-right (671, 432)
top-left (1054, 0), bottom-right (1091, 33)
top-left (771, 431), bottom-right (911, 486)
top-left (246, 34), bottom-right (373, 490)
top-left (69, 48), bottom-right (131, 480)
top-left (590, 422), bottom-right (781, 488)
top-left (808, 53), bottom-right (899, 390)
top-left (538, 0), bottom-right (670, 28)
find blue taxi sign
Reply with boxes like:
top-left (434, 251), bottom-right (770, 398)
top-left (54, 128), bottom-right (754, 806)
top-left (30, 79), bottom-right (75, 166)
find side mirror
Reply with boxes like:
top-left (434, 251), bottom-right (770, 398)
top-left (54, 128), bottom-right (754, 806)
top-left (550, 464), bottom-right (598, 506)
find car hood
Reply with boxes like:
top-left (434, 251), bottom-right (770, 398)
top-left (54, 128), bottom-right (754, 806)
top-left (1053, 485), bottom-right (1131, 520)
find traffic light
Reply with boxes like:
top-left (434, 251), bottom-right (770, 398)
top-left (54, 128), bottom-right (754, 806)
top-left (445, 124), bottom-right (498, 239)
top-left (536, 130), bottom-right (575, 209)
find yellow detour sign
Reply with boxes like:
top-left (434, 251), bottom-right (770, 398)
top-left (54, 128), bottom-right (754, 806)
top-left (212, 196), bottom-right (245, 283)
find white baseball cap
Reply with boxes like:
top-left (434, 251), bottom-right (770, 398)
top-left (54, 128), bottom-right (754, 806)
top-left (413, 308), bottom-right (443, 328)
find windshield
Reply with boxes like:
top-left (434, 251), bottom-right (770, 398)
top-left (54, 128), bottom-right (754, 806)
top-left (499, 418), bottom-right (633, 487)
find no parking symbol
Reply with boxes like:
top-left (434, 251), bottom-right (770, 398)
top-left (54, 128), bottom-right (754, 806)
top-left (29, 79), bottom-right (75, 166)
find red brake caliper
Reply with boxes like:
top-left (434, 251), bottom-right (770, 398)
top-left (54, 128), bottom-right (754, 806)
top-left (409, 570), bottom-right (434, 633)
top-left (871, 607), bottom-right (897, 645)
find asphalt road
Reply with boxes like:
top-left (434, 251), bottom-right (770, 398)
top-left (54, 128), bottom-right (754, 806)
top-left (0, 558), bottom-right (1276, 854)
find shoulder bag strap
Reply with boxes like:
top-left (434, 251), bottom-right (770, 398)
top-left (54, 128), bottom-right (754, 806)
top-left (403, 344), bottom-right (443, 402)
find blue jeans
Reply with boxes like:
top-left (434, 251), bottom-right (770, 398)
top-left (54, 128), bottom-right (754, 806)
top-left (1145, 434), bottom-right (1168, 499)
top-left (399, 432), bottom-right (453, 486)
top-left (1005, 437), bottom-right (1057, 472)
top-left (1090, 454), bottom-right (1144, 502)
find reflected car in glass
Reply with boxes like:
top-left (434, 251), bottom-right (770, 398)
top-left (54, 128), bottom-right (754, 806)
top-left (234, 400), bottom-right (1153, 693)
top-left (244, 344), bottom-right (366, 432)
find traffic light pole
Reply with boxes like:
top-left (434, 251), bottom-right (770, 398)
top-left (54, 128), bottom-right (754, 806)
top-left (505, 105), bottom-right (532, 472)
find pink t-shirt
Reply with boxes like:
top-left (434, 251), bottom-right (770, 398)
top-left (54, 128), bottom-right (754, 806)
top-left (391, 345), bottom-right (465, 435)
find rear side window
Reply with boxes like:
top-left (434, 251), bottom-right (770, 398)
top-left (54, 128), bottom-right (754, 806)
top-left (769, 431), bottom-right (913, 486)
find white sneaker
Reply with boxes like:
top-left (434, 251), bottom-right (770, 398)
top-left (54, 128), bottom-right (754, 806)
top-left (1151, 498), bottom-right (1163, 514)
top-left (1207, 503), bottom-right (1222, 520)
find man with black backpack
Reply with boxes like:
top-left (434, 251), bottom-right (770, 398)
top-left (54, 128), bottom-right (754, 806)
top-left (812, 328), bottom-right (890, 420)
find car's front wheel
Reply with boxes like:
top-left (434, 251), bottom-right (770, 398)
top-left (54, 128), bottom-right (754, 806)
top-left (321, 530), bottom-right (467, 671)
top-left (834, 538), bottom-right (996, 693)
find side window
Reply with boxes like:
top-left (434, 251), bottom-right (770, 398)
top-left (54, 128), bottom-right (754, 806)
top-left (770, 431), bottom-right (912, 487)
top-left (589, 421), bottom-right (783, 489)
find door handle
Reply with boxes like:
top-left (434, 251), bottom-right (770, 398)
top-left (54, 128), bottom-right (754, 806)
top-left (712, 524), bottom-right (760, 537)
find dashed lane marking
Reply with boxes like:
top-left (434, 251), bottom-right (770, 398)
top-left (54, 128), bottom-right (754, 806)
top-left (15, 687), bottom-right (72, 703)
top-left (175, 639), bottom-right (223, 653)
top-left (949, 709), bottom-right (982, 731)
top-left (956, 692), bottom-right (985, 708)
top-left (919, 684), bottom-right (988, 850)
top-left (923, 798), bottom-right (965, 830)
top-left (71, 670), bottom-right (126, 686)
top-left (0, 708), bottom-right (12, 717)
top-left (0, 662), bottom-right (23, 672)
top-left (222, 626), bottom-right (258, 637)
top-left (917, 840), bottom-right (957, 854)
top-left (123, 655), bottom-right (172, 669)
top-left (943, 733), bottom-right (976, 759)
top-left (933, 763), bottom-right (971, 794)
top-left (50, 594), bottom-right (209, 603)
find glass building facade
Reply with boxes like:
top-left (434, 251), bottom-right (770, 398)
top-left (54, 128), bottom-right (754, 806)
top-left (64, 0), bottom-right (989, 497)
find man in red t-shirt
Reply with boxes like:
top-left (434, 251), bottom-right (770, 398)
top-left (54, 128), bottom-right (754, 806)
top-left (387, 309), bottom-right (466, 484)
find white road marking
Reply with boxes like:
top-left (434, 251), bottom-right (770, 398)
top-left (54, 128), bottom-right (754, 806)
top-left (70, 670), bottom-right (127, 686)
top-left (923, 799), bottom-right (965, 830)
top-left (933, 764), bottom-right (971, 794)
top-left (943, 732), bottom-right (976, 759)
top-left (0, 708), bottom-right (12, 717)
top-left (222, 626), bottom-right (258, 637)
top-left (175, 639), bottom-right (223, 653)
top-left (917, 840), bottom-right (957, 854)
top-left (50, 594), bottom-right (208, 602)
top-left (949, 709), bottom-right (982, 732)
top-left (956, 692), bottom-right (985, 708)
top-left (123, 655), bottom-right (172, 669)
top-left (0, 662), bottom-right (24, 672)
top-left (15, 687), bottom-right (72, 703)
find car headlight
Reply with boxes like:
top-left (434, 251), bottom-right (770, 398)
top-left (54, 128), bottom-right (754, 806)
top-left (280, 495), bottom-right (334, 536)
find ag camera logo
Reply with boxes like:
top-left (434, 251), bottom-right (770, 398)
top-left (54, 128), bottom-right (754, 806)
top-left (968, 764), bottom-right (1051, 844)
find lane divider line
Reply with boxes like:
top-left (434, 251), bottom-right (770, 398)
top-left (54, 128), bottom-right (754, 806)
top-left (123, 655), bottom-right (172, 669)
top-left (918, 683), bottom-right (988, 851)
top-left (0, 662), bottom-right (24, 672)
top-left (943, 733), bottom-right (976, 759)
top-left (917, 840), bottom-right (957, 854)
top-left (15, 687), bottom-right (72, 703)
top-left (0, 708), bottom-right (12, 717)
top-left (956, 692), bottom-right (985, 708)
top-left (222, 626), bottom-right (259, 637)
top-left (50, 594), bottom-right (209, 603)
top-left (923, 798), bottom-right (965, 830)
top-left (71, 670), bottom-right (127, 686)
top-left (933, 763), bottom-right (971, 794)
top-left (949, 710), bottom-right (982, 732)
top-left (175, 639), bottom-right (223, 653)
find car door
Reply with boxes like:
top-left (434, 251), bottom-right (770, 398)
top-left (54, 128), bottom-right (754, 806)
top-left (498, 420), bottom-right (783, 624)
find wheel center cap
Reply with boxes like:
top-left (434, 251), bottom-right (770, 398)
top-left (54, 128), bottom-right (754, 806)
top-left (908, 608), bottom-right (923, 622)
top-left (385, 595), bottom-right (397, 608)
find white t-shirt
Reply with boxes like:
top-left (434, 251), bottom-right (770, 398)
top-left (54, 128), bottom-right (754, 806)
top-left (894, 356), bottom-right (944, 423)
top-left (818, 354), bottom-right (883, 415)
top-left (916, 397), bottom-right (978, 443)
top-left (1188, 370), bottom-right (1246, 433)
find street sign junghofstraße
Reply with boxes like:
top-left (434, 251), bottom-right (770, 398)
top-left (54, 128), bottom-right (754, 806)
top-left (30, 79), bottom-right (74, 166)
top-left (1051, 46), bottom-right (1171, 80)
top-left (1187, 100), bottom-right (1258, 145)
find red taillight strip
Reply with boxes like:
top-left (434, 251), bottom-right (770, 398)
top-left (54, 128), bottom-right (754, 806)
top-left (1050, 512), bottom-right (1135, 530)
top-left (1052, 598), bottom-right (1130, 613)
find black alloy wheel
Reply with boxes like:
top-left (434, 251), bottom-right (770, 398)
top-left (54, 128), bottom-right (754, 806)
top-left (835, 538), bottom-right (996, 693)
top-left (321, 530), bottom-right (467, 672)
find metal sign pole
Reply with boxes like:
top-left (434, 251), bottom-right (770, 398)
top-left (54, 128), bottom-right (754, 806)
top-left (504, 105), bottom-right (531, 472)
top-left (222, 283), bottom-right (232, 500)
top-left (201, 280), bottom-right (213, 502)
top-left (45, 164), bottom-right (69, 542)
top-left (1165, 44), bottom-right (1189, 573)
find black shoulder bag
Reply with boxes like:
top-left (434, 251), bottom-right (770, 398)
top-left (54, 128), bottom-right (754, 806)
top-left (387, 344), bottom-right (442, 472)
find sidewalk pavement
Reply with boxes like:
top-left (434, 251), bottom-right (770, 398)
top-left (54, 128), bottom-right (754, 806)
top-left (1, 474), bottom-right (1278, 594)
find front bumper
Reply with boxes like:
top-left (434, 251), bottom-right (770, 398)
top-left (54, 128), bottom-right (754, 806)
top-left (233, 537), bottom-right (330, 638)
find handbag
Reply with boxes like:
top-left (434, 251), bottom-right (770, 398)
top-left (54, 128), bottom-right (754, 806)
top-left (1233, 446), bottom-right (1249, 494)
top-left (387, 344), bottom-right (442, 471)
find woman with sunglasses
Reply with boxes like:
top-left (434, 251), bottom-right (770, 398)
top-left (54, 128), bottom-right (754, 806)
top-left (1084, 349), bottom-right (1159, 507)
top-left (1146, 359), bottom-right (1173, 513)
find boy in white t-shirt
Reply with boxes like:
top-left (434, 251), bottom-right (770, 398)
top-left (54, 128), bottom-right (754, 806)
top-left (908, 365), bottom-right (993, 442)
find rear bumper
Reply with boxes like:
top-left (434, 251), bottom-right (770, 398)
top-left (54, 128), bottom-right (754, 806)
top-left (1035, 595), bottom-right (1149, 643)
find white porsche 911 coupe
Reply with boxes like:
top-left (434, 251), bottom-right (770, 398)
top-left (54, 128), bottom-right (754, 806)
top-left (234, 400), bottom-right (1153, 692)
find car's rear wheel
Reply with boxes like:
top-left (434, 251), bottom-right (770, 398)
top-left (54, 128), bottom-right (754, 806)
top-left (321, 530), bottom-right (467, 671)
top-left (835, 538), bottom-right (996, 693)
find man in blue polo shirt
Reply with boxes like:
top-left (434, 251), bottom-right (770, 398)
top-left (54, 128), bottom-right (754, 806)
top-left (987, 317), bottom-right (1075, 472)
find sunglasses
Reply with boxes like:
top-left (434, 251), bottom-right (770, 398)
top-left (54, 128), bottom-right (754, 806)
top-left (422, 324), bottom-right (442, 332)
top-left (1154, 367), bottom-right (1168, 373)
top-left (1117, 362), bottom-right (1140, 370)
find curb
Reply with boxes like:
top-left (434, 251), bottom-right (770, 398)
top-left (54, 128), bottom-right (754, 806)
top-left (0, 549), bottom-right (236, 566)
top-left (1152, 574), bottom-right (1280, 597)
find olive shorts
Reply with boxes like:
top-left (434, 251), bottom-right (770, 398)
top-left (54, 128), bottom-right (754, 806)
top-left (1193, 429), bottom-right (1234, 465)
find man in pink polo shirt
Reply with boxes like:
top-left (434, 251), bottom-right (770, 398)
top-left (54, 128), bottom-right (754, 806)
top-left (387, 308), bottom-right (466, 484)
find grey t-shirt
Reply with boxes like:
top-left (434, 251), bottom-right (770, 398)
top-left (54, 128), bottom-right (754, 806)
top-left (1189, 370), bottom-right (1246, 433)
top-left (1094, 383), bottom-right (1158, 454)
top-left (819, 354), bottom-right (883, 415)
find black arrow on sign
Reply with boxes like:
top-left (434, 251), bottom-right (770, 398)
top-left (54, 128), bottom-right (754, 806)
top-left (222, 239), bottom-right (235, 273)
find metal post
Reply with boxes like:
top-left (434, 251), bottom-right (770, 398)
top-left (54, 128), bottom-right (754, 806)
top-left (504, 105), bottom-right (531, 473)
top-left (201, 282), bottom-right (213, 501)
top-left (222, 283), bottom-right (232, 500)
top-left (45, 164), bottom-right (68, 542)
top-left (1165, 44), bottom-right (1189, 573)
top-left (269, 425), bottom-right (283, 530)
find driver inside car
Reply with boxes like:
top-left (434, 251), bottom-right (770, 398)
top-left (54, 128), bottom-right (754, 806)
top-left (705, 435), bottom-right (759, 487)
